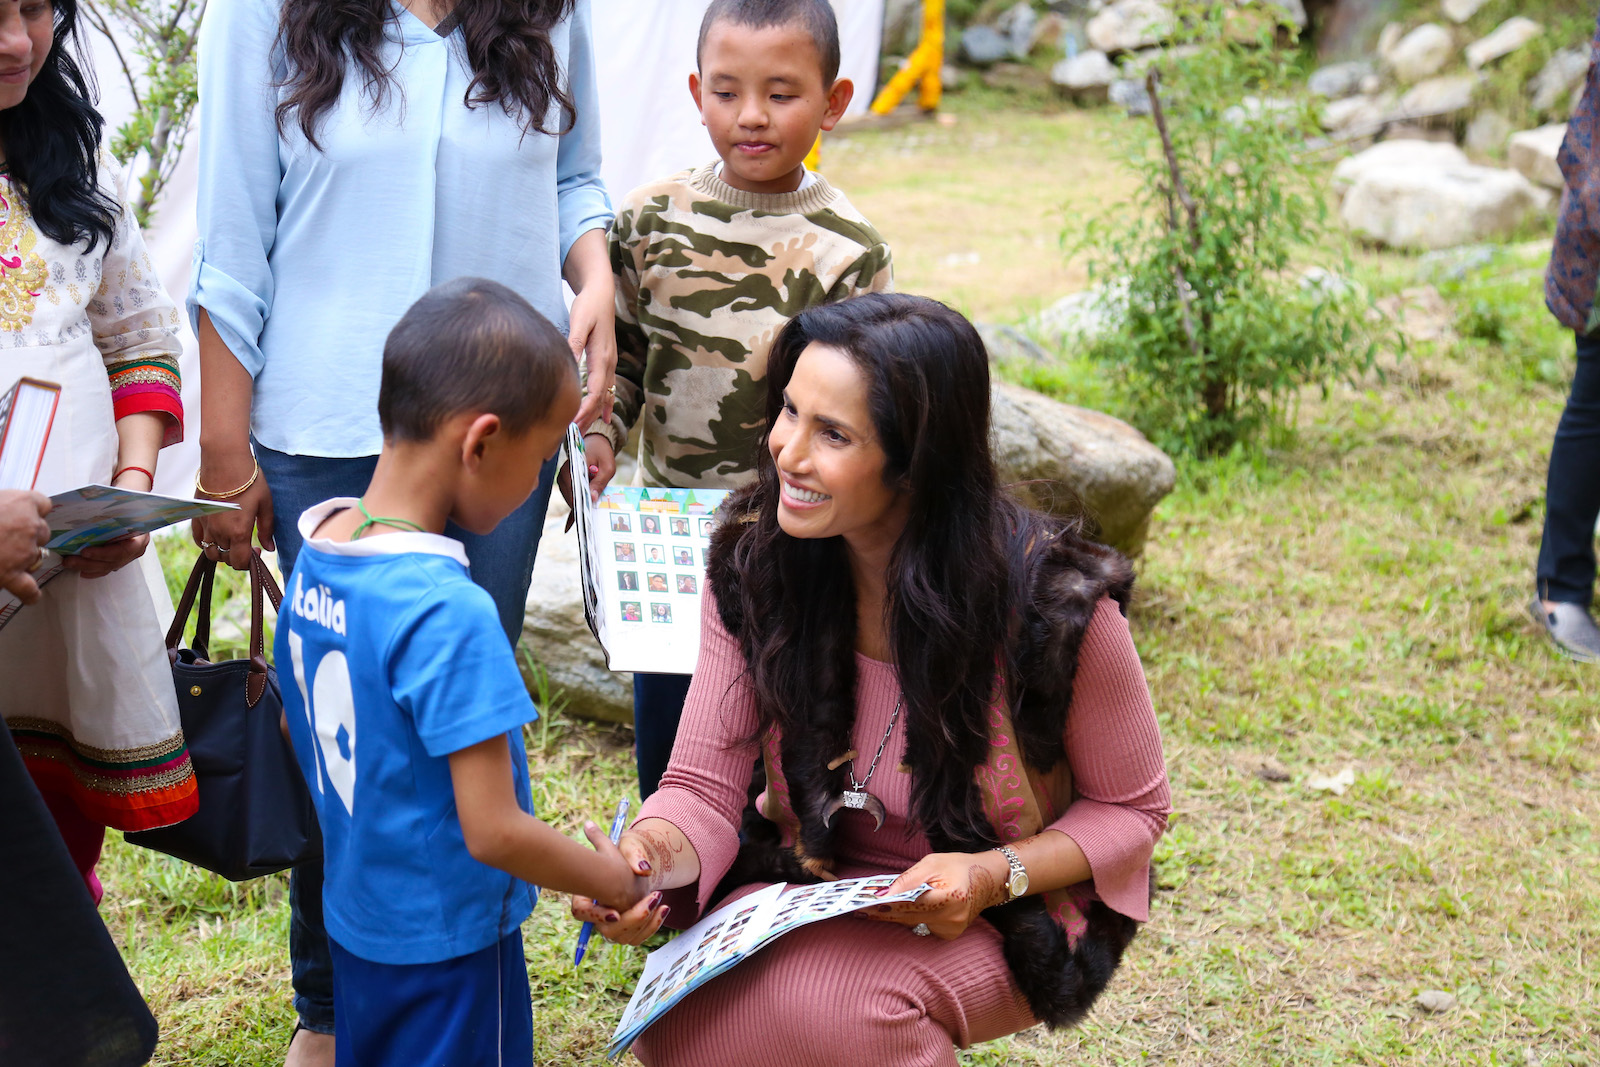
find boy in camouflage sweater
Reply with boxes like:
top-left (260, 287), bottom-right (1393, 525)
top-left (577, 0), bottom-right (892, 795)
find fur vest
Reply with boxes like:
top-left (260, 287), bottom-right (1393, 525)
top-left (705, 525), bottom-right (1146, 1030)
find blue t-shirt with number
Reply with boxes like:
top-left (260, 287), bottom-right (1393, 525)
top-left (277, 500), bottom-right (539, 966)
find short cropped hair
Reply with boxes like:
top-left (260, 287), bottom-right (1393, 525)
top-left (697, 0), bottom-right (841, 86)
top-left (378, 277), bottom-right (575, 443)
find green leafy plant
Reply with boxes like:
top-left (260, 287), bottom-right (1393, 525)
top-left (83, 0), bottom-right (205, 228)
top-left (1071, 3), bottom-right (1388, 456)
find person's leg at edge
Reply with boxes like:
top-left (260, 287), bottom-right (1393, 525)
top-left (633, 673), bottom-right (694, 799)
top-left (256, 443), bottom-right (381, 1065)
top-left (1536, 332), bottom-right (1600, 611)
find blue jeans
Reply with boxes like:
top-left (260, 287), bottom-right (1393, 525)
top-left (632, 672), bottom-right (693, 799)
top-left (1537, 331), bottom-right (1600, 609)
top-left (258, 443), bottom-right (557, 1035)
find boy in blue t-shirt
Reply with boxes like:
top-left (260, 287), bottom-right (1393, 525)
top-left (277, 278), bottom-right (651, 1065)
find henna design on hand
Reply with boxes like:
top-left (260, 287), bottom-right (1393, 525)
top-left (633, 826), bottom-right (685, 888)
top-left (969, 862), bottom-right (1005, 912)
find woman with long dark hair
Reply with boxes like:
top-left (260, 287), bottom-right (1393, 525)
top-left (187, 1), bottom-right (615, 1060)
top-left (572, 293), bottom-right (1171, 1064)
top-left (0, 0), bottom-right (196, 906)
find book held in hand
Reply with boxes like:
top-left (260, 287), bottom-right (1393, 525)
top-left (0, 487), bottom-right (238, 632)
top-left (608, 874), bottom-right (934, 1057)
top-left (566, 427), bottom-right (731, 674)
top-left (0, 377), bottom-right (61, 491)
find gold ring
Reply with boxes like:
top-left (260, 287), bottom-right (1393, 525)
top-left (604, 386), bottom-right (616, 396)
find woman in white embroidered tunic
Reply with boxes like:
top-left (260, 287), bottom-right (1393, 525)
top-left (0, 0), bottom-right (194, 904)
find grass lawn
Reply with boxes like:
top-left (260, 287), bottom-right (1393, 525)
top-left (105, 104), bottom-right (1598, 1064)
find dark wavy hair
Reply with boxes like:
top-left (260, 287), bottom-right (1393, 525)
top-left (276, 0), bottom-right (578, 149)
top-left (0, 0), bottom-right (118, 252)
top-left (710, 293), bottom-right (1090, 850)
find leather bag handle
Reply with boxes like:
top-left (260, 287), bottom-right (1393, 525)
top-left (165, 549), bottom-right (285, 708)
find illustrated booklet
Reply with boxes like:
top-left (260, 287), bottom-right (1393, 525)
top-left (566, 427), bottom-right (731, 674)
top-left (0, 377), bottom-right (61, 492)
top-left (0, 485), bottom-right (237, 631)
top-left (609, 874), bottom-right (933, 1056)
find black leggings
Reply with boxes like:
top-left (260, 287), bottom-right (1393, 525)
top-left (1537, 330), bottom-right (1600, 608)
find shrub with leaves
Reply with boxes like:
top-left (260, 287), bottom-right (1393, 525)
top-left (1071, 3), bottom-right (1386, 456)
top-left (83, 0), bottom-right (205, 229)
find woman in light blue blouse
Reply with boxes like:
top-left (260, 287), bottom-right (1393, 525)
top-left (187, 2), bottom-right (615, 1062)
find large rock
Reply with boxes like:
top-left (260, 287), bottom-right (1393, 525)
top-left (1386, 24), bottom-right (1455, 85)
top-left (1465, 17), bottom-right (1541, 70)
top-left (1086, 0), bottom-right (1174, 53)
top-left (960, 25), bottom-right (1012, 66)
top-left (1309, 60), bottom-right (1374, 99)
top-left (978, 323), bottom-right (1052, 365)
top-left (982, 62), bottom-right (1052, 93)
top-left (1529, 48), bottom-right (1590, 114)
top-left (1507, 124), bottom-right (1567, 190)
top-left (1389, 75), bottom-right (1479, 125)
top-left (1340, 154), bottom-right (1547, 250)
top-left (1331, 139), bottom-right (1469, 194)
top-left (521, 514), bottom-right (634, 726)
top-left (1052, 49), bottom-right (1117, 102)
top-left (990, 382), bottom-right (1175, 556)
top-left (1440, 0), bottom-right (1489, 24)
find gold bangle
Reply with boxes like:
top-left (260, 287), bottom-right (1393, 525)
top-left (195, 460), bottom-right (260, 500)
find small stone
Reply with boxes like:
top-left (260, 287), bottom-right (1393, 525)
top-left (1386, 24), bottom-right (1456, 85)
top-left (1109, 77), bottom-right (1153, 116)
top-left (995, 1), bottom-right (1039, 58)
top-left (1390, 75), bottom-right (1480, 125)
top-left (1256, 763), bottom-right (1292, 782)
top-left (1320, 94), bottom-right (1389, 135)
top-left (1031, 285), bottom-right (1124, 345)
top-left (1416, 990), bottom-right (1457, 1013)
top-left (1086, 0), bottom-right (1174, 54)
top-left (1465, 17), bottom-right (1542, 70)
top-left (960, 25), bottom-right (1013, 67)
top-left (1464, 110), bottom-right (1513, 156)
top-left (941, 64), bottom-right (965, 91)
top-left (1031, 13), bottom-right (1067, 53)
top-left (982, 62), bottom-right (1052, 93)
top-left (977, 322), bottom-right (1052, 365)
top-left (1440, 0), bottom-right (1488, 24)
top-left (1309, 60), bottom-right (1374, 99)
top-left (1376, 22), bottom-right (1404, 62)
top-left (1052, 50), bottom-right (1117, 102)
top-left (1528, 48), bottom-right (1590, 114)
top-left (1507, 124), bottom-right (1567, 190)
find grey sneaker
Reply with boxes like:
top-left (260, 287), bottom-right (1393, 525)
top-left (1528, 600), bottom-right (1600, 663)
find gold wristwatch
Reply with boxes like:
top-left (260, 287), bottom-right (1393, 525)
top-left (993, 845), bottom-right (1028, 902)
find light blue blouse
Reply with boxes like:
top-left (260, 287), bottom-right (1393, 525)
top-left (189, 0), bottom-right (612, 457)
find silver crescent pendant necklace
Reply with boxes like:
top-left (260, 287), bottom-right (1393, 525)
top-left (821, 695), bottom-right (903, 832)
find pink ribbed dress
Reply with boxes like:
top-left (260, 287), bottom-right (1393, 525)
top-left (633, 593), bottom-right (1170, 1067)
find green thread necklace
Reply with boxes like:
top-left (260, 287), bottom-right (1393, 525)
top-left (349, 499), bottom-right (427, 541)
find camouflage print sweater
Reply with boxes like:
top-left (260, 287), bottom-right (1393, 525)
top-left (592, 161), bottom-right (893, 489)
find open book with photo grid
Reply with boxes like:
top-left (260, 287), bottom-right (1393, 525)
top-left (566, 427), bottom-right (731, 674)
top-left (608, 875), bottom-right (933, 1057)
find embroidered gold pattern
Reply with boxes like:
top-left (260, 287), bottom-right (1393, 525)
top-left (0, 183), bottom-right (48, 331)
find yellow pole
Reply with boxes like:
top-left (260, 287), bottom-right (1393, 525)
top-left (917, 0), bottom-right (945, 112)
top-left (869, 0), bottom-right (945, 116)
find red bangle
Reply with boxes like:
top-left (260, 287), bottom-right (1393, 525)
top-left (114, 466), bottom-right (154, 488)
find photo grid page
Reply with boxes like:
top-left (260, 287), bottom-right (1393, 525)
top-left (610, 876), bottom-right (933, 1054)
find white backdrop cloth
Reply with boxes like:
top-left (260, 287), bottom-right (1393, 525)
top-left (78, 1), bottom-right (884, 497)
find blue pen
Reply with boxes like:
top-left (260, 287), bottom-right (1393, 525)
top-left (574, 797), bottom-right (630, 966)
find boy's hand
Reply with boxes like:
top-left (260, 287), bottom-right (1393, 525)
top-left (582, 819), bottom-right (651, 912)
